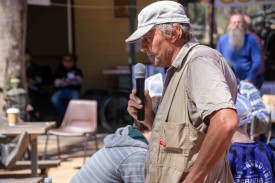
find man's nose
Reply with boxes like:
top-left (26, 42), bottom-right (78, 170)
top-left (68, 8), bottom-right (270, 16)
top-left (235, 21), bottom-right (241, 26)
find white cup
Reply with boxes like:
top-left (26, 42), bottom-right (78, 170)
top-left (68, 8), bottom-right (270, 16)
top-left (7, 108), bottom-right (20, 126)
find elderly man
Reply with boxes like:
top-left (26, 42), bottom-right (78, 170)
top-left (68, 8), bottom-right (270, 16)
top-left (126, 1), bottom-right (238, 183)
top-left (217, 13), bottom-right (262, 87)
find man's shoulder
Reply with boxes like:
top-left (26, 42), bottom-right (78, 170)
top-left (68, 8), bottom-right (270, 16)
top-left (192, 45), bottom-right (221, 57)
top-left (218, 34), bottom-right (229, 42)
top-left (246, 34), bottom-right (258, 44)
top-left (187, 45), bottom-right (234, 80)
top-left (120, 150), bottom-right (147, 165)
top-left (189, 45), bottom-right (225, 66)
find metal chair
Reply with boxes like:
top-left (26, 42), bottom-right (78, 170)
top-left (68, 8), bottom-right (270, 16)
top-left (249, 115), bottom-right (272, 144)
top-left (43, 100), bottom-right (98, 164)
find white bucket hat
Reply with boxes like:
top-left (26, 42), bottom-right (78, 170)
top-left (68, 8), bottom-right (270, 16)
top-left (125, 1), bottom-right (190, 43)
top-left (236, 94), bottom-right (253, 127)
top-left (145, 73), bottom-right (165, 98)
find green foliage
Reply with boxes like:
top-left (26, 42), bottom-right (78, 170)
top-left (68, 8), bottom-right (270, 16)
top-left (188, 3), bottom-right (207, 24)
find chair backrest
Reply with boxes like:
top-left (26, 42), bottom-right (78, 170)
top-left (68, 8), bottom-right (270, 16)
top-left (249, 115), bottom-right (271, 143)
top-left (250, 94), bottom-right (275, 144)
top-left (262, 94), bottom-right (275, 122)
top-left (61, 100), bottom-right (97, 133)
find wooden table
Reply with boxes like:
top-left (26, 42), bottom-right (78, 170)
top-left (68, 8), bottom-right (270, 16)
top-left (0, 122), bottom-right (56, 177)
top-left (0, 177), bottom-right (43, 183)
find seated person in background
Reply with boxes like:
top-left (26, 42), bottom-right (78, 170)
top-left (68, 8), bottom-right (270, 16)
top-left (51, 54), bottom-right (83, 119)
top-left (71, 73), bottom-right (164, 183)
top-left (26, 49), bottom-right (44, 120)
top-left (0, 131), bottom-right (28, 169)
top-left (25, 49), bottom-right (43, 90)
top-left (228, 94), bottom-right (275, 183)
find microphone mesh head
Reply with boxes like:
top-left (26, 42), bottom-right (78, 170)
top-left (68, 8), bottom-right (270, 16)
top-left (134, 63), bottom-right (146, 79)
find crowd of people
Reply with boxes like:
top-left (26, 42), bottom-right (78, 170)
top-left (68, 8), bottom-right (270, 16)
top-left (70, 1), bottom-right (274, 183)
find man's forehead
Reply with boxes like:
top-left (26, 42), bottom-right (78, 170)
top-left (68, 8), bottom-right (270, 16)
top-left (230, 15), bottom-right (243, 22)
top-left (143, 28), bottom-right (156, 37)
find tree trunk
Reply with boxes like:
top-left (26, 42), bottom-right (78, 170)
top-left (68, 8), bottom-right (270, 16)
top-left (0, 0), bottom-right (27, 117)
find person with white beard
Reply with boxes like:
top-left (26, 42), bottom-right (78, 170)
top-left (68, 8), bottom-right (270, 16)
top-left (217, 13), bottom-right (262, 86)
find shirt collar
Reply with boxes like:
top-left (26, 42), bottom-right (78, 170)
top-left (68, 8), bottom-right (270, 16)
top-left (171, 38), bottom-right (199, 69)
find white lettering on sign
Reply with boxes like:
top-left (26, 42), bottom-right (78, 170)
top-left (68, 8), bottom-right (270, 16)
top-left (215, 0), bottom-right (275, 8)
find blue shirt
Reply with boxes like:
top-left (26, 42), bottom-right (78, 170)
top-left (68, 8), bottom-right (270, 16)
top-left (228, 141), bottom-right (275, 183)
top-left (217, 34), bottom-right (262, 82)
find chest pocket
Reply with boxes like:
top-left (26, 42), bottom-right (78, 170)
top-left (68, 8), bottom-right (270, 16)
top-left (158, 121), bottom-right (204, 165)
top-left (154, 120), bottom-right (205, 183)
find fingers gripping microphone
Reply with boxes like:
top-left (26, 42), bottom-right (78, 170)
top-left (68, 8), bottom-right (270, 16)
top-left (134, 63), bottom-right (146, 121)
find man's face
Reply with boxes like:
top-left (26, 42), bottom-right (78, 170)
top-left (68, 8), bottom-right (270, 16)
top-left (140, 28), bottom-right (173, 67)
top-left (62, 56), bottom-right (74, 70)
top-left (229, 15), bottom-right (244, 30)
top-left (227, 14), bottom-right (246, 51)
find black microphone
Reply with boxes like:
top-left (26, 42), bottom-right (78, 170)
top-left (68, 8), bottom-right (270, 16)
top-left (134, 63), bottom-right (146, 121)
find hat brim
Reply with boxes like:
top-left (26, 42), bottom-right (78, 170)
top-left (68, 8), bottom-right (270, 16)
top-left (125, 24), bottom-right (155, 43)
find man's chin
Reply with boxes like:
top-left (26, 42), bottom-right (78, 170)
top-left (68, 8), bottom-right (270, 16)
top-left (147, 57), bottom-right (163, 67)
top-left (150, 60), bottom-right (163, 67)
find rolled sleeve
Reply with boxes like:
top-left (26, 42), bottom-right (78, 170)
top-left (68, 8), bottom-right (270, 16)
top-left (202, 103), bottom-right (236, 120)
top-left (187, 56), bottom-right (236, 121)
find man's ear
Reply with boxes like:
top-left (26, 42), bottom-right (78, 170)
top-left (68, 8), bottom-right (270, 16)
top-left (171, 24), bottom-right (181, 43)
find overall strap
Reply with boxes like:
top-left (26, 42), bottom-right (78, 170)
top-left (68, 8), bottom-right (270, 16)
top-left (156, 44), bottom-right (206, 123)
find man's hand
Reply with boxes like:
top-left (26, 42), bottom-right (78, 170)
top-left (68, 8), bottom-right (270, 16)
top-left (244, 79), bottom-right (252, 83)
top-left (182, 108), bottom-right (238, 183)
top-left (127, 89), bottom-right (155, 130)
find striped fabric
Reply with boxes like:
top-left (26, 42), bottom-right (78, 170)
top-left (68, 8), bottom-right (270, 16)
top-left (71, 126), bottom-right (148, 183)
top-left (238, 80), bottom-right (269, 123)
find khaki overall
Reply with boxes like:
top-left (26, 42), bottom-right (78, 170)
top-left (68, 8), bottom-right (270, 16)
top-left (144, 45), bottom-right (234, 183)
